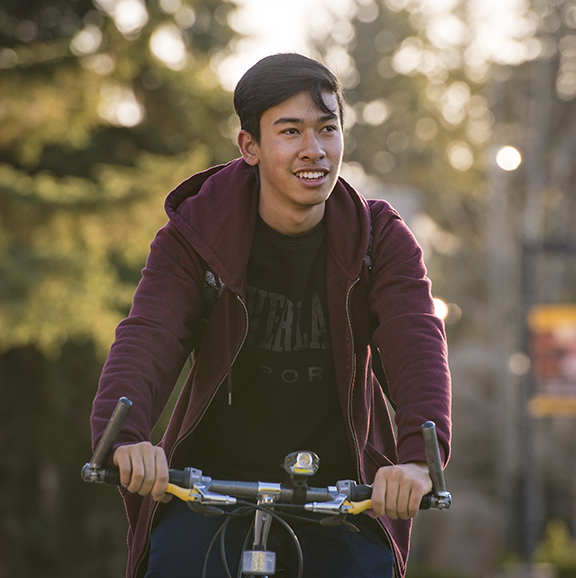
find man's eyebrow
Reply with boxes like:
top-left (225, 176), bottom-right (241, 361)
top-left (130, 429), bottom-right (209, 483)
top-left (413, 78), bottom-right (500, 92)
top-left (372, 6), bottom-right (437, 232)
top-left (273, 117), bottom-right (302, 125)
top-left (273, 112), bottom-right (338, 126)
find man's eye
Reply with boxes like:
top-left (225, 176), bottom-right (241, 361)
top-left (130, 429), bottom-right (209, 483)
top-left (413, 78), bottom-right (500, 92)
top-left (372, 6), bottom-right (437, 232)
top-left (323, 125), bottom-right (338, 132)
top-left (284, 128), bottom-right (298, 135)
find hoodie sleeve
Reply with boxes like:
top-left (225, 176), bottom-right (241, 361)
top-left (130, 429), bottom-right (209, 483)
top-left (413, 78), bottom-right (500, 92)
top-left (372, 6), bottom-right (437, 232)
top-left (90, 220), bottom-right (205, 453)
top-left (368, 203), bottom-right (451, 467)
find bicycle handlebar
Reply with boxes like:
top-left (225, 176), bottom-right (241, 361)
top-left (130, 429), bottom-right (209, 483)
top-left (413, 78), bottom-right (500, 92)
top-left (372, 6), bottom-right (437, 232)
top-left (81, 396), bottom-right (132, 485)
top-left (163, 467), bottom-right (447, 512)
top-left (82, 398), bottom-right (452, 514)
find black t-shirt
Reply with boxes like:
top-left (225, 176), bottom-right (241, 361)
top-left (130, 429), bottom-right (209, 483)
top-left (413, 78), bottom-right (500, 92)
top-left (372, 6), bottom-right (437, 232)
top-left (189, 217), bottom-right (356, 485)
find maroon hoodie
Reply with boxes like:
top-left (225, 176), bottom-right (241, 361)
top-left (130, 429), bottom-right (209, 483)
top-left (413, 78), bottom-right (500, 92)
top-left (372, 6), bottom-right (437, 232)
top-left (91, 158), bottom-right (451, 577)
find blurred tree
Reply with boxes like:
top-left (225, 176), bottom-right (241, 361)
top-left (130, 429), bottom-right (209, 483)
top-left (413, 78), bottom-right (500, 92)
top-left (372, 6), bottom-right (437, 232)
top-left (318, 4), bottom-right (503, 573)
top-left (534, 519), bottom-right (576, 577)
top-left (306, 0), bottom-right (576, 573)
top-left (310, 0), bottom-right (494, 332)
top-left (494, 0), bottom-right (576, 561)
top-left (0, 0), bottom-right (239, 575)
top-left (0, 0), bottom-right (239, 355)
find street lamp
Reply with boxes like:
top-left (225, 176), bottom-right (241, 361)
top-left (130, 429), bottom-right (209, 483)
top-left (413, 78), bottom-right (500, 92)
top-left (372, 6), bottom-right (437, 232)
top-left (496, 146), bottom-right (522, 171)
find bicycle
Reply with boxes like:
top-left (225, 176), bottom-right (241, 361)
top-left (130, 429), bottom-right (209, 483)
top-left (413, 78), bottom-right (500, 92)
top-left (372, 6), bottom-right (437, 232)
top-left (82, 397), bottom-right (451, 577)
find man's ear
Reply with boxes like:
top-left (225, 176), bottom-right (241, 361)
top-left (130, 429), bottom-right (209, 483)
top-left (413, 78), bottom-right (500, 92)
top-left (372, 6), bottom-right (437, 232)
top-left (237, 130), bottom-right (260, 166)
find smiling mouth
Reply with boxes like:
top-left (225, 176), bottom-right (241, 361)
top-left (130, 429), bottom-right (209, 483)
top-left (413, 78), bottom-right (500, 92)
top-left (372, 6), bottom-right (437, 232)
top-left (295, 170), bottom-right (328, 181)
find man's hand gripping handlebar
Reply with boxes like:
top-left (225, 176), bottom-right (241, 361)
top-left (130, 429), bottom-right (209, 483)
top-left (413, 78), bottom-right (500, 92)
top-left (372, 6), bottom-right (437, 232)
top-left (82, 397), bottom-right (452, 514)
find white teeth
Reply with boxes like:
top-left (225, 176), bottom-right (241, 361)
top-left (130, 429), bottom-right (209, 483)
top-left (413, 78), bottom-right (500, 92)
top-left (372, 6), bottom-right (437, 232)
top-left (297, 171), bottom-right (325, 179)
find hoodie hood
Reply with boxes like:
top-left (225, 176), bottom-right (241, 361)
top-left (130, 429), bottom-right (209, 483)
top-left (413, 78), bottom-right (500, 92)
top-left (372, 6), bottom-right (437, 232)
top-left (164, 158), bottom-right (260, 295)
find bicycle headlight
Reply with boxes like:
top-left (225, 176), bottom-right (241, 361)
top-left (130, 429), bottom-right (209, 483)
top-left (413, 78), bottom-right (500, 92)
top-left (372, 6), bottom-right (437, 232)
top-left (283, 451), bottom-right (320, 477)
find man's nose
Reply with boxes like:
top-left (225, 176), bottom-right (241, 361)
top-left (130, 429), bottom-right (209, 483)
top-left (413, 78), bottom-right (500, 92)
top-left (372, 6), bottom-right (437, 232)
top-left (299, 130), bottom-right (325, 160)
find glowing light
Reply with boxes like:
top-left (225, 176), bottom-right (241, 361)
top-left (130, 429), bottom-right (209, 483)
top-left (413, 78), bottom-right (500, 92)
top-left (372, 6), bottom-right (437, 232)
top-left (392, 37), bottom-right (424, 76)
top-left (557, 37), bottom-right (576, 100)
top-left (216, 0), bottom-right (353, 90)
top-left (441, 82), bottom-right (471, 125)
top-left (496, 146), bottom-right (522, 171)
top-left (70, 25), bottom-right (102, 56)
top-left (508, 352), bottom-right (531, 376)
top-left (99, 84), bottom-right (145, 127)
top-left (433, 299), bottom-right (462, 324)
top-left (296, 452), bottom-right (313, 469)
top-left (362, 99), bottom-right (391, 126)
top-left (467, 0), bottom-right (537, 68)
top-left (94, 0), bottom-right (148, 37)
top-left (149, 24), bottom-right (189, 71)
top-left (159, 0), bottom-right (181, 14)
top-left (433, 298), bottom-right (449, 320)
top-left (175, 7), bottom-right (196, 29)
top-left (427, 14), bottom-right (467, 49)
top-left (0, 49), bottom-right (18, 69)
top-left (82, 53), bottom-right (115, 75)
top-left (447, 141), bottom-right (474, 171)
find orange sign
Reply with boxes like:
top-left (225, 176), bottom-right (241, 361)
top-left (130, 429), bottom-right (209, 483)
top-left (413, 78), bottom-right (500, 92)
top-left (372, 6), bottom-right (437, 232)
top-left (528, 305), bottom-right (576, 417)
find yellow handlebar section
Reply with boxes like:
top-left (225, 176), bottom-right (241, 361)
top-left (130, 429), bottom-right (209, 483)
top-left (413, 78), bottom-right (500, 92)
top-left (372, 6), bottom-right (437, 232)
top-left (166, 482), bottom-right (199, 503)
top-left (346, 499), bottom-right (373, 515)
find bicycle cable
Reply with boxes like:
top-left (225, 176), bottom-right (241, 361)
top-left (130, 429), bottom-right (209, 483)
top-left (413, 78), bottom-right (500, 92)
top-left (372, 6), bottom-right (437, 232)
top-left (201, 501), bottom-right (304, 578)
top-left (202, 506), bottom-right (252, 578)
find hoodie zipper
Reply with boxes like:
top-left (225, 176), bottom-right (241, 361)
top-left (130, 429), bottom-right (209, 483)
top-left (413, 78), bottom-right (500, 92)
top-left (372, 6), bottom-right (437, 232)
top-left (133, 293), bottom-right (250, 578)
top-left (345, 277), bottom-right (400, 578)
top-left (345, 278), bottom-right (362, 480)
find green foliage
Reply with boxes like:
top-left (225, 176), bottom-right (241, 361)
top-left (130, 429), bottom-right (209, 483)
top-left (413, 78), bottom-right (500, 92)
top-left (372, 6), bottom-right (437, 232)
top-left (534, 520), bottom-right (576, 577)
top-left (323, 1), bottom-right (488, 209)
top-left (0, 145), bottom-right (212, 356)
top-left (0, 0), bottom-right (239, 357)
top-left (313, 0), bottom-right (490, 331)
top-left (0, 1), bottom-right (240, 576)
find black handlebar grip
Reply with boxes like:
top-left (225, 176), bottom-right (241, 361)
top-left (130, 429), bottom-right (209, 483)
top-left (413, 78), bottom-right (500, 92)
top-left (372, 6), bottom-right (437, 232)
top-left (169, 469), bottom-right (185, 486)
top-left (421, 420), bottom-right (446, 494)
top-left (102, 468), bottom-right (122, 486)
top-left (351, 484), bottom-right (372, 501)
top-left (90, 397), bottom-right (133, 469)
top-left (419, 493), bottom-right (433, 510)
top-left (350, 482), bottom-right (433, 510)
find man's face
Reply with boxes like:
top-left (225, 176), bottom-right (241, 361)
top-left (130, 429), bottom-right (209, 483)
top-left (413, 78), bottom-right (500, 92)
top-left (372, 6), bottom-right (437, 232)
top-left (239, 89), bottom-right (344, 233)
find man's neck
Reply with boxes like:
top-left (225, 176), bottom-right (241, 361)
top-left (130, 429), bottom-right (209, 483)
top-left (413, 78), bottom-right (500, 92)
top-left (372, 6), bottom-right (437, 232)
top-left (258, 200), bottom-right (326, 235)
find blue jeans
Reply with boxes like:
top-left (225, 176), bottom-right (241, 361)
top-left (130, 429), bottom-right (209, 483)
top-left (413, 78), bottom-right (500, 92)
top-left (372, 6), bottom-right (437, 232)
top-left (145, 498), bottom-right (394, 577)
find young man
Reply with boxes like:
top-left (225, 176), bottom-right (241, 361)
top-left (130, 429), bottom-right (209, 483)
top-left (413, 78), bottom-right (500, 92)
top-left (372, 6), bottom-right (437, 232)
top-left (91, 53), bottom-right (451, 577)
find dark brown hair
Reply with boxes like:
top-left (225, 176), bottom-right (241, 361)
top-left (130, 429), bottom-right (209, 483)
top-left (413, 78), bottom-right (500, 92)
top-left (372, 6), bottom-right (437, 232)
top-left (233, 53), bottom-right (344, 143)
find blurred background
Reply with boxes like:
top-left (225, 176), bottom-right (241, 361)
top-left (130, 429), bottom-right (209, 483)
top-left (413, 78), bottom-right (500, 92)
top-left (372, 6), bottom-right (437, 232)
top-left (1, 0), bottom-right (576, 576)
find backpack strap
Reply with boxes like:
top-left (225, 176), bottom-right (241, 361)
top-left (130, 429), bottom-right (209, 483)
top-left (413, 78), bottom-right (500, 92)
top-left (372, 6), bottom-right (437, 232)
top-left (364, 220), bottom-right (373, 277)
top-left (364, 211), bottom-right (396, 411)
top-left (201, 265), bottom-right (225, 319)
top-left (189, 265), bottom-right (225, 362)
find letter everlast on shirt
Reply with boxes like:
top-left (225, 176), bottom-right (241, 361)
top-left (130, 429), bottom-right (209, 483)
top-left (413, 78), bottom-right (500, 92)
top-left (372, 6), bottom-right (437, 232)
top-left (190, 216), bottom-right (356, 484)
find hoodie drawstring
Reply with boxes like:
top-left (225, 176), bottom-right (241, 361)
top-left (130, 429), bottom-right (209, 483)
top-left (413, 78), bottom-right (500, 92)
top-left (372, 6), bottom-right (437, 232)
top-left (224, 290), bottom-right (233, 405)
